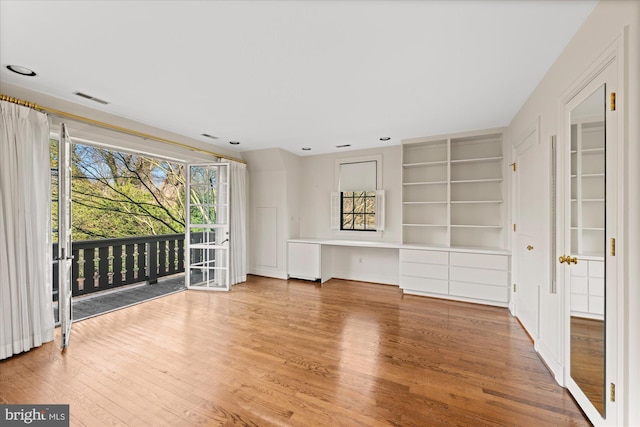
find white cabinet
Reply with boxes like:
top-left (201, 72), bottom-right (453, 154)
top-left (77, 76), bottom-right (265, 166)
top-left (287, 242), bottom-right (331, 282)
top-left (402, 128), bottom-right (508, 250)
top-left (570, 257), bottom-right (604, 319)
top-left (399, 249), bottom-right (449, 295)
top-left (400, 248), bottom-right (510, 306)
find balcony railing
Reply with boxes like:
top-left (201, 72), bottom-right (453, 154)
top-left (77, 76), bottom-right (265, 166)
top-left (53, 233), bottom-right (184, 299)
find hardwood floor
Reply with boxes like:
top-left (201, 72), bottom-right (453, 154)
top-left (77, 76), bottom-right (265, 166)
top-left (571, 316), bottom-right (605, 415)
top-left (1, 276), bottom-right (589, 426)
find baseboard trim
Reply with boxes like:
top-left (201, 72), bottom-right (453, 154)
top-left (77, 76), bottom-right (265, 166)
top-left (249, 267), bottom-right (288, 280)
top-left (535, 340), bottom-right (565, 386)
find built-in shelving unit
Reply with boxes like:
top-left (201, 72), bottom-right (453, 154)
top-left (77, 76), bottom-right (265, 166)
top-left (401, 129), bottom-right (507, 250)
top-left (570, 121), bottom-right (605, 257)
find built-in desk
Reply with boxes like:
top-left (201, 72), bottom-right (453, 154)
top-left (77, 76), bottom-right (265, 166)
top-left (287, 238), bottom-right (511, 307)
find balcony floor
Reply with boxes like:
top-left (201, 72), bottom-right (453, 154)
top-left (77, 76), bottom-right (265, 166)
top-left (71, 274), bottom-right (185, 322)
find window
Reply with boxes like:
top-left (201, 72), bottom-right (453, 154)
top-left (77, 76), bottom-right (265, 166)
top-left (332, 157), bottom-right (384, 232)
top-left (341, 190), bottom-right (377, 231)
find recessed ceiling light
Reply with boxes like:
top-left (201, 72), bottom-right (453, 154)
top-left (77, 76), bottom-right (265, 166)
top-left (6, 65), bottom-right (37, 77)
top-left (336, 144), bottom-right (351, 148)
top-left (229, 141), bottom-right (240, 145)
top-left (201, 133), bottom-right (219, 140)
top-left (380, 137), bottom-right (391, 141)
top-left (302, 147), bottom-right (311, 151)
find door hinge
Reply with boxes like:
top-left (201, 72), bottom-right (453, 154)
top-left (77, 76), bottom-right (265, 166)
top-left (513, 224), bottom-right (517, 232)
top-left (611, 237), bottom-right (616, 256)
top-left (610, 383), bottom-right (616, 402)
top-left (513, 284), bottom-right (516, 292)
top-left (510, 162), bottom-right (516, 172)
top-left (611, 92), bottom-right (616, 111)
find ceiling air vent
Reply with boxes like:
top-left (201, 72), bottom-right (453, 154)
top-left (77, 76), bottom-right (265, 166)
top-left (73, 91), bottom-right (109, 105)
top-left (336, 144), bottom-right (351, 148)
top-left (201, 133), bottom-right (219, 140)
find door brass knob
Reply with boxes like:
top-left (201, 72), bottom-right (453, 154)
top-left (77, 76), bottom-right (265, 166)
top-left (559, 255), bottom-right (578, 265)
top-left (527, 245), bottom-right (534, 251)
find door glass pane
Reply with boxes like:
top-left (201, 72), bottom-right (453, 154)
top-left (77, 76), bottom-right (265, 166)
top-left (569, 84), bottom-right (606, 417)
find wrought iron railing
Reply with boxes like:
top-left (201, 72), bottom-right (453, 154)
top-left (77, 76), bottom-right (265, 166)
top-left (52, 233), bottom-right (184, 299)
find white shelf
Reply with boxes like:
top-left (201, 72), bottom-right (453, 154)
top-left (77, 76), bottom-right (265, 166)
top-left (450, 156), bottom-right (503, 165)
top-left (403, 161), bottom-right (448, 168)
top-left (451, 200), bottom-right (502, 204)
top-left (571, 121), bottom-right (605, 256)
top-left (450, 178), bottom-right (503, 184)
top-left (450, 224), bottom-right (502, 228)
top-left (403, 223), bottom-right (448, 227)
top-left (403, 201), bottom-right (447, 205)
top-left (403, 181), bottom-right (447, 186)
top-left (402, 129), bottom-right (507, 249)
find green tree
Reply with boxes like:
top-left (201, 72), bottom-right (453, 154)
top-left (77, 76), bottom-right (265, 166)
top-left (51, 142), bottom-right (186, 240)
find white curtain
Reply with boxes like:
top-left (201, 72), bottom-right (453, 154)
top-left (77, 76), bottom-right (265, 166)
top-left (228, 161), bottom-right (247, 285)
top-left (0, 101), bottom-right (54, 360)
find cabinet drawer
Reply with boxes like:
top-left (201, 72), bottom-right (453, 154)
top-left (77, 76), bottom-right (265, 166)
top-left (400, 276), bottom-right (448, 295)
top-left (449, 252), bottom-right (508, 270)
top-left (287, 242), bottom-right (320, 280)
top-left (449, 281), bottom-right (508, 303)
top-left (571, 294), bottom-right (589, 312)
top-left (589, 295), bottom-right (604, 315)
top-left (589, 278), bottom-right (604, 297)
top-left (570, 276), bottom-right (588, 295)
top-left (400, 262), bottom-right (448, 280)
top-left (399, 249), bottom-right (448, 265)
top-left (449, 266), bottom-right (508, 286)
top-left (589, 260), bottom-right (604, 278)
top-left (570, 259), bottom-right (588, 277)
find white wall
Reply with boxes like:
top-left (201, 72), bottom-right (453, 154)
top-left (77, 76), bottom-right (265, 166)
top-left (297, 146), bottom-right (402, 284)
top-left (244, 148), bottom-right (301, 279)
top-left (244, 145), bottom-right (402, 284)
top-left (0, 83), bottom-right (242, 163)
top-left (298, 145), bottom-right (402, 242)
top-left (507, 1), bottom-right (639, 424)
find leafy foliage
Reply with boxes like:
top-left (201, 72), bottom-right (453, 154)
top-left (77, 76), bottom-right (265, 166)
top-left (51, 141), bottom-right (186, 240)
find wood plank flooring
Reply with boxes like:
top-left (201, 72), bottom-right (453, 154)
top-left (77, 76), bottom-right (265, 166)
top-left (1, 276), bottom-right (589, 426)
top-left (571, 316), bottom-right (605, 415)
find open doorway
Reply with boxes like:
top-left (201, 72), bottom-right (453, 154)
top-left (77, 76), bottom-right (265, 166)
top-left (51, 136), bottom-right (187, 323)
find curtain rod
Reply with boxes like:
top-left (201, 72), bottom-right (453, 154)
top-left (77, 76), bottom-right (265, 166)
top-left (0, 94), bottom-right (247, 164)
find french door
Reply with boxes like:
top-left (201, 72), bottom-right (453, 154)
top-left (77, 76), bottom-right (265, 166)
top-left (58, 123), bottom-right (73, 348)
top-left (185, 163), bottom-right (230, 291)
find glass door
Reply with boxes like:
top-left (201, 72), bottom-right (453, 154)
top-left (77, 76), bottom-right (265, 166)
top-left (58, 123), bottom-right (73, 348)
top-left (562, 61), bottom-right (618, 426)
top-left (186, 163), bottom-right (230, 291)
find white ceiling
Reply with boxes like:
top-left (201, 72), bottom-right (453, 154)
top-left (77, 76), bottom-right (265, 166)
top-left (0, 0), bottom-right (597, 156)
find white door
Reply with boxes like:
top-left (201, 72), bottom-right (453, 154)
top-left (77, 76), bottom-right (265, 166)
top-left (185, 163), bottom-right (230, 291)
top-left (562, 64), bottom-right (618, 426)
top-left (513, 129), bottom-right (542, 339)
top-left (58, 123), bottom-right (73, 349)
